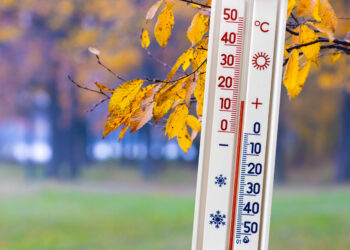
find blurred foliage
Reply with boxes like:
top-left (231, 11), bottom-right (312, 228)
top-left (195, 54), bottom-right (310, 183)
top-left (87, 0), bottom-right (350, 152)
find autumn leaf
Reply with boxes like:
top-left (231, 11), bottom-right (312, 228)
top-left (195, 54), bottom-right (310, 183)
top-left (186, 115), bottom-right (201, 131)
top-left (307, 21), bottom-right (335, 42)
top-left (154, 5), bottom-right (174, 48)
top-left (119, 126), bottom-right (129, 141)
top-left (297, 0), bottom-right (315, 17)
top-left (146, 0), bottom-right (164, 20)
top-left (283, 49), bottom-right (300, 98)
top-left (283, 50), bottom-right (311, 99)
top-left (108, 79), bottom-right (143, 112)
top-left (95, 82), bottom-right (113, 92)
top-left (103, 112), bottom-right (129, 138)
top-left (165, 104), bottom-right (189, 139)
top-left (130, 103), bottom-right (154, 132)
top-left (287, 0), bottom-right (296, 18)
top-left (192, 37), bottom-right (208, 70)
top-left (194, 71), bottom-right (206, 116)
top-left (165, 104), bottom-right (193, 152)
top-left (165, 0), bottom-right (176, 8)
top-left (331, 51), bottom-right (341, 63)
top-left (141, 29), bottom-right (150, 49)
top-left (299, 25), bottom-right (320, 63)
top-left (177, 127), bottom-right (192, 153)
top-left (184, 75), bottom-right (197, 106)
top-left (312, 0), bottom-right (321, 21)
top-left (167, 48), bottom-right (193, 80)
top-left (187, 13), bottom-right (209, 45)
top-left (318, 0), bottom-right (338, 32)
top-left (297, 61), bottom-right (311, 95)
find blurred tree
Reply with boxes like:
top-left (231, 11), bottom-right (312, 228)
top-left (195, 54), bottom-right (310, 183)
top-left (0, 0), bottom-right (147, 178)
top-left (85, 0), bottom-right (349, 155)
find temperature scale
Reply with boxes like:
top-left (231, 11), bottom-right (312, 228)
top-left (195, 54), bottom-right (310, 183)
top-left (192, 0), bottom-right (287, 249)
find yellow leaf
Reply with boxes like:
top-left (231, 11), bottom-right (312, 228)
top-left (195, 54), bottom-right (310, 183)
top-left (319, 0), bottom-right (338, 32)
top-left (154, 6), bottom-right (174, 48)
top-left (287, 0), bottom-right (296, 18)
top-left (108, 79), bottom-right (143, 112)
top-left (141, 29), bottom-right (150, 49)
top-left (330, 51), bottom-right (341, 63)
top-left (95, 82), bottom-right (113, 92)
top-left (153, 98), bottom-right (175, 123)
top-left (103, 112), bottom-right (128, 138)
top-left (312, 0), bottom-right (321, 21)
top-left (187, 13), bottom-right (209, 45)
top-left (130, 103), bottom-right (154, 132)
top-left (299, 25), bottom-right (320, 63)
top-left (157, 78), bottom-right (187, 105)
top-left (186, 115), bottom-right (201, 131)
top-left (297, 0), bottom-right (315, 17)
top-left (193, 38), bottom-right (208, 70)
top-left (165, 104), bottom-right (188, 139)
top-left (146, 0), bottom-right (164, 20)
top-left (292, 27), bottom-right (300, 45)
top-left (167, 48), bottom-right (193, 80)
top-left (297, 61), bottom-right (311, 95)
top-left (177, 127), bottom-right (192, 153)
top-left (307, 21), bottom-right (335, 42)
top-left (284, 45), bottom-right (291, 58)
top-left (196, 101), bottom-right (203, 117)
top-left (194, 72), bottom-right (206, 116)
top-left (165, 0), bottom-right (176, 8)
top-left (283, 49), bottom-right (300, 99)
top-left (119, 126), bottom-right (129, 141)
top-left (184, 76), bottom-right (197, 106)
top-left (190, 3), bottom-right (202, 8)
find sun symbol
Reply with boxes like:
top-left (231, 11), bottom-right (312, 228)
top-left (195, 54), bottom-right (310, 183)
top-left (252, 52), bottom-right (271, 71)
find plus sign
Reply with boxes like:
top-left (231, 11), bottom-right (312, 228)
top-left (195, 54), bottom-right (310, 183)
top-left (252, 98), bottom-right (263, 109)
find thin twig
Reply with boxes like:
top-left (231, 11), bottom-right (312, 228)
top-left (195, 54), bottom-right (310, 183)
top-left (286, 27), bottom-right (299, 36)
top-left (88, 97), bottom-right (110, 112)
top-left (179, 0), bottom-right (211, 9)
top-left (286, 38), bottom-right (350, 53)
top-left (95, 55), bottom-right (127, 82)
top-left (146, 49), bottom-right (172, 69)
top-left (68, 75), bottom-right (110, 98)
top-left (167, 59), bottom-right (207, 83)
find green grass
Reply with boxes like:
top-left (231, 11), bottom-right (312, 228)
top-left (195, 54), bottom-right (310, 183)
top-left (0, 189), bottom-right (349, 250)
top-left (270, 189), bottom-right (350, 250)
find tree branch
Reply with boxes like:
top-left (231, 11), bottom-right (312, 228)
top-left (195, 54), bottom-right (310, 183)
top-left (88, 97), bottom-right (110, 112)
top-left (178, 0), bottom-right (211, 9)
top-left (145, 48), bottom-right (172, 69)
top-left (68, 75), bottom-right (110, 98)
top-left (286, 38), bottom-right (350, 53)
top-left (95, 55), bottom-right (127, 82)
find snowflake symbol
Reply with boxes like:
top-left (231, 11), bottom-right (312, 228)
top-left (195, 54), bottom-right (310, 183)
top-left (215, 174), bottom-right (227, 187)
top-left (209, 211), bottom-right (226, 229)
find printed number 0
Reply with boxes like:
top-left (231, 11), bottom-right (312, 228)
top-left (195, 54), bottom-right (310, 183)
top-left (221, 119), bottom-right (228, 131)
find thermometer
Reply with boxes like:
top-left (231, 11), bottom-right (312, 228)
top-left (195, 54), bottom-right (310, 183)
top-left (191, 0), bottom-right (287, 249)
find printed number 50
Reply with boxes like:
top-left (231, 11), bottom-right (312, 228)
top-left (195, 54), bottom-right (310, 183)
top-left (223, 8), bottom-right (238, 21)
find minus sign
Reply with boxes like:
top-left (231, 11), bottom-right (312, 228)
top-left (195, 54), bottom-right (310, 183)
top-left (219, 144), bottom-right (229, 147)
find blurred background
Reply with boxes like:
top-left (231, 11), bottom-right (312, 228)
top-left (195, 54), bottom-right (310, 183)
top-left (0, 0), bottom-right (349, 249)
